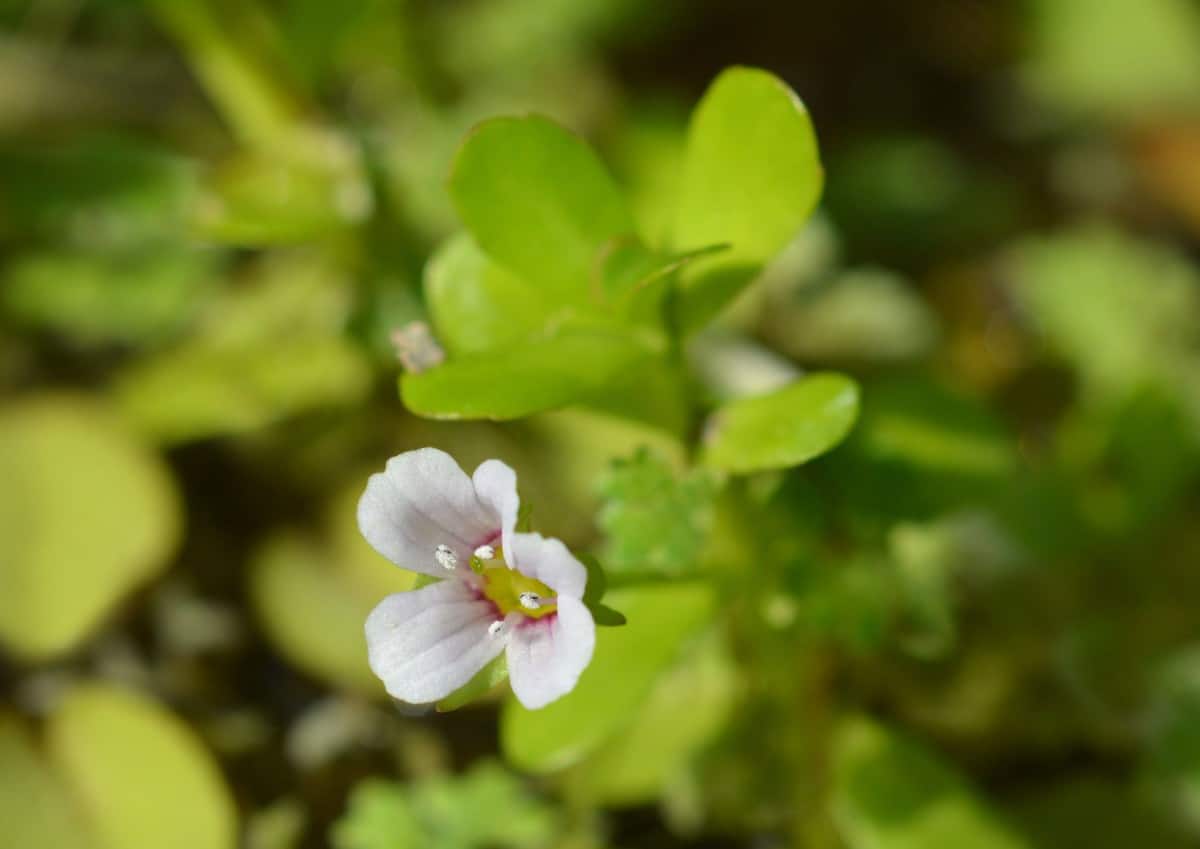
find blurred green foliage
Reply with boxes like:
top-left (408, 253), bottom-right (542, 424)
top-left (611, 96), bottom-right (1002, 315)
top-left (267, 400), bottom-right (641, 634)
top-left (4, 0), bottom-right (1200, 847)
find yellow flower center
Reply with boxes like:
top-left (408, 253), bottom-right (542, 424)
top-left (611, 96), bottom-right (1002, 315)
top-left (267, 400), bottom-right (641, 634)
top-left (475, 547), bottom-right (557, 619)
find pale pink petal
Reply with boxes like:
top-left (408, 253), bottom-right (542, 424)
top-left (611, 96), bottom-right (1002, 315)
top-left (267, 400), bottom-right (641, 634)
top-left (472, 459), bottom-right (519, 559)
top-left (365, 579), bottom-right (505, 704)
top-left (506, 596), bottom-right (595, 709)
top-left (507, 532), bottom-right (587, 599)
top-left (358, 448), bottom-right (500, 578)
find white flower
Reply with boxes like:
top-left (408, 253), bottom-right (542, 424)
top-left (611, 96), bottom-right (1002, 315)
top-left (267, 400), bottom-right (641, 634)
top-left (358, 448), bottom-right (596, 709)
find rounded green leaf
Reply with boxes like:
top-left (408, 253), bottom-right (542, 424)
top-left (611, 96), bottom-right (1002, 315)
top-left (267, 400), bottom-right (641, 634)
top-left (0, 396), bottom-right (181, 660)
top-left (424, 233), bottom-right (552, 357)
top-left (830, 717), bottom-right (1030, 849)
top-left (48, 685), bottom-right (238, 849)
top-left (401, 329), bottom-right (651, 420)
top-left (701, 373), bottom-right (860, 473)
top-left (0, 714), bottom-right (95, 849)
top-left (500, 582), bottom-right (714, 773)
top-left (674, 66), bottom-right (822, 261)
top-left (673, 67), bottom-right (823, 330)
top-left (449, 115), bottom-right (635, 296)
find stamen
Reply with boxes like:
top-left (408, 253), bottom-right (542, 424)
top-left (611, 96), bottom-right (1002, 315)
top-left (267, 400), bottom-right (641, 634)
top-left (473, 544), bottom-right (496, 561)
top-left (487, 620), bottom-right (506, 637)
top-left (518, 591), bottom-right (542, 610)
top-left (434, 544), bottom-right (458, 570)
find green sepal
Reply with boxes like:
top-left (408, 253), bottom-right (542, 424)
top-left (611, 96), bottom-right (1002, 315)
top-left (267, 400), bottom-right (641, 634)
top-left (578, 553), bottom-right (626, 627)
top-left (436, 655), bottom-right (509, 712)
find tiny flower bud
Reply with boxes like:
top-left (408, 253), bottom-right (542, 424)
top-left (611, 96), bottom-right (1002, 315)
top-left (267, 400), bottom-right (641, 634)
top-left (434, 544), bottom-right (457, 570)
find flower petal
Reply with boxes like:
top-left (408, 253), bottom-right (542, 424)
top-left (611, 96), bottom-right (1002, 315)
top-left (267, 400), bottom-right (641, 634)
top-left (472, 459), bottom-right (519, 561)
top-left (358, 447), bottom-right (499, 577)
top-left (506, 596), bottom-right (595, 709)
top-left (507, 532), bottom-right (587, 599)
top-left (365, 579), bottom-right (505, 704)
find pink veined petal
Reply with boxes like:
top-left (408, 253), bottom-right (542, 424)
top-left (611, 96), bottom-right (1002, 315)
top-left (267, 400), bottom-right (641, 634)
top-left (365, 579), bottom-right (505, 704)
top-left (507, 532), bottom-right (588, 599)
top-left (506, 596), bottom-right (596, 710)
top-left (472, 459), bottom-right (520, 557)
top-left (357, 447), bottom-right (500, 578)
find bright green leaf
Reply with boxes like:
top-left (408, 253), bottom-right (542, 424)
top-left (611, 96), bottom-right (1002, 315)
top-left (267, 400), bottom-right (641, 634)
top-left (449, 115), bottom-right (635, 297)
top-left (501, 582), bottom-right (714, 772)
top-left (701, 373), bottom-right (860, 473)
top-left (401, 328), bottom-right (653, 420)
top-left (424, 233), bottom-right (554, 357)
top-left (0, 396), bottom-right (180, 660)
top-left (600, 239), bottom-right (727, 303)
top-left (830, 717), bottom-right (1030, 849)
top-left (48, 685), bottom-right (238, 849)
top-left (673, 67), bottom-right (823, 331)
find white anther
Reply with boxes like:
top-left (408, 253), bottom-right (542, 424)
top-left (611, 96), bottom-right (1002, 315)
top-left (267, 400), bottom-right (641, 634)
top-left (518, 592), bottom-right (541, 610)
top-left (488, 620), bottom-right (506, 637)
top-left (434, 544), bottom-right (457, 570)
top-left (473, 544), bottom-right (496, 561)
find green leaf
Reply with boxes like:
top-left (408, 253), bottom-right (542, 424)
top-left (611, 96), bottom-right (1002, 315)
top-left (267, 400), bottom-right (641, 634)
top-left (48, 685), bottom-right (238, 849)
top-left (500, 582), bottom-right (714, 772)
top-left (596, 448), bottom-right (720, 576)
top-left (672, 67), bottom-right (823, 331)
top-left (401, 328), bottom-right (653, 420)
top-left (449, 115), bottom-right (636, 297)
top-left (701, 373), bottom-right (860, 473)
top-left (569, 631), bottom-right (737, 805)
top-left (0, 714), bottom-right (95, 849)
top-left (3, 247), bottom-right (219, 347)
top-left (0, 396), bottom-right (180, 660)
top-left (333, 762), bottom-right (559, 849)
top-left (830, 717), bottom-right (1030, 849)
top-left (589, 604), bottom-right (627, 627)
top-left (599, 239), bottom-right (727, 306)
top-left (424, 233), bottom-right (554, 357)
top-left (577, 552), bottom-right (609, 605)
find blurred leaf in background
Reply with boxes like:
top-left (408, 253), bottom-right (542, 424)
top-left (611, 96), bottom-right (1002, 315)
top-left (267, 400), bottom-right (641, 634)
top-left (0, 396), bottom-right (180, 660)
top-left (333, 761), bottom-right (560, 849)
